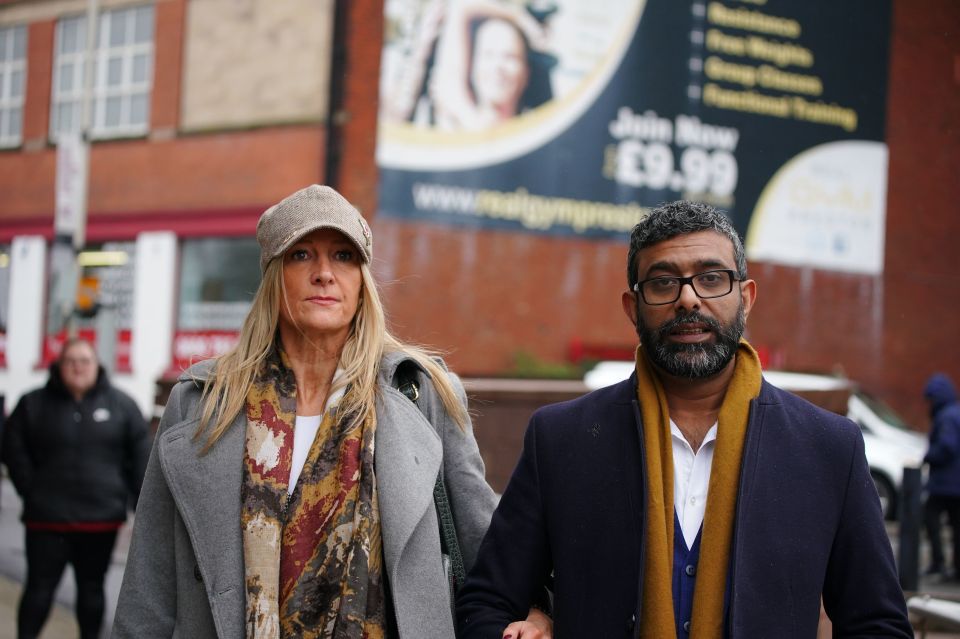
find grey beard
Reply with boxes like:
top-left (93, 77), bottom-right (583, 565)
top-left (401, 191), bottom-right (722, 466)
top-left (639, 305), bottom-right (745, 379)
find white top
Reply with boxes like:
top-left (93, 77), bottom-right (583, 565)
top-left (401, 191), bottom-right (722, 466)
top-left (671, 419), bottom-right (718, 549)
top-left (288, 370), bottom-right (347, 494)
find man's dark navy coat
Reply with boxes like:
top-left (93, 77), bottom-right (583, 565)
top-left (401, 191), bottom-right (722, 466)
top-left (456, 374), bottom-right (912, 638)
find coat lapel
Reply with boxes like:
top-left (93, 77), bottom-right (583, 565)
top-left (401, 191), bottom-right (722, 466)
top-left (158, 411), bottom-right (246, 637)
top-left (374, 384), bottom-right (443, 581)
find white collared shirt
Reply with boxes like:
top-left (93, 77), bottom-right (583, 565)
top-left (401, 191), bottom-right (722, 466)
top-left (671, 419), bottom-right (718, 548)
top-left (289, 369), bottom-right (347, 494)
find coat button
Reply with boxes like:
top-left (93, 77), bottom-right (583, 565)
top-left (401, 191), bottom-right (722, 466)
top-left (683, 620), bottom-right (691, 632)
top-left (194, 564), bottom-right (203, 582)
top-left (627, 612), bottom-right (636, 631)
top-left (685, 564), bottom-right (696, 577)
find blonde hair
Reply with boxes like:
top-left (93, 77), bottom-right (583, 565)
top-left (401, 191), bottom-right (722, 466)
top-left (195, 257), bottom-right (468, 450)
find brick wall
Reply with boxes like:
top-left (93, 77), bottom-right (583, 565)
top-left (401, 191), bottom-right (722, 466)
top-left (330, 0), bottom-right (382, 214)
top-left (22, 19), bottom-right (52, 145)
top-left (0, 126), bottom-right (328, 220)
top-left (349, 0), bottom-right (960, 429)
top-left (0, 0), bottom-right (330, 225)
top-left (880, 0), bottom-right (960, 427)
top-left (746, 0), bottom-right (960, 428)
top-left (150, 0), bottom-right (185, 133)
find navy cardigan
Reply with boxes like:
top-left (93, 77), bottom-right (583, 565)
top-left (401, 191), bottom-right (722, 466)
top-left (456, 374), bottom-right (912, 638)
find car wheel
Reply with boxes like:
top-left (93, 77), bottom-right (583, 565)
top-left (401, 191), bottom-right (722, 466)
top-left (871, 472), bottom-right (897, 520)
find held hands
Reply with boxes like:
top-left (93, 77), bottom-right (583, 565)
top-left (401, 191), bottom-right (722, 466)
top-left (502, 607), bottom-right (553, 639)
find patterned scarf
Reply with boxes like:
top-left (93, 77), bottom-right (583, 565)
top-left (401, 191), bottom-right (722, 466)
top-left (636, 340), bottom-right (762, 639)
top-left (241, 349), bottom-right (387, 639)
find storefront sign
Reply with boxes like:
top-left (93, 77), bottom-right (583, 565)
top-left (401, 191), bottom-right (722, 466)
top-left (172, 330), bottom-right (239, 372)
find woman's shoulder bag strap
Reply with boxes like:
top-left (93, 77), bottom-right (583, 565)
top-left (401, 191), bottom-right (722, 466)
top-left (393, 360), bottom-right (467, 597)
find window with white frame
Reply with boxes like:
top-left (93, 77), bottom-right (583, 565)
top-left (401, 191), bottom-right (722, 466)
top-left (0, 25), bottom-right (27, 148)
top-left (50, 5), bottom-right (154, 141)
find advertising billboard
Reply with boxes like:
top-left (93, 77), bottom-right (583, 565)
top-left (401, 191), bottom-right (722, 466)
top-left (377, 0), bottom-right (891, 273)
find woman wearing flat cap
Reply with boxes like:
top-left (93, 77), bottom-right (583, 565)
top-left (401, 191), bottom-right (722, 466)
top-left (113, 185), bottom-right (550, 638)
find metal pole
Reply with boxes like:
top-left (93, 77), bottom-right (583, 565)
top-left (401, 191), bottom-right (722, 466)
top-left (51, 0), bottom-right (98, 338)
top-left (95, 303), bottom-right (116, 375)
top-left (899, 465), bottom-right (923, 593)
top-left (72, 0), bottom-right (98, 253)
top-left (80, 0), bottom-right (99, 155)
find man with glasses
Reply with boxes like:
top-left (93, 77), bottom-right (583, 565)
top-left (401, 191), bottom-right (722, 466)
top-left (2, 338), bottom-right (150, 639)
top-left (457, 201), bottom-right (911, 638)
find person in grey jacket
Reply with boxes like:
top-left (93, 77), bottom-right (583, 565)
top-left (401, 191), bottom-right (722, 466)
top-left (113, 185), bottom-right (551, 638)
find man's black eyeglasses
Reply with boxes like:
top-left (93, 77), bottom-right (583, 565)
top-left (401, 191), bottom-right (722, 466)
top-left (633, 269), bottom-right (741, 306)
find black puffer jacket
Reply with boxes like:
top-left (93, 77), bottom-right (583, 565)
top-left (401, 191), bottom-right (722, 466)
top-left (1, 363), bottom-right (151, 525)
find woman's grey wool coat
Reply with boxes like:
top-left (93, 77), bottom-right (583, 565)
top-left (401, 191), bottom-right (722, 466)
top-left (112, 350), bottom-right (498, 638)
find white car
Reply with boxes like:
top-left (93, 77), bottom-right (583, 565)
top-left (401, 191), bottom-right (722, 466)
top-left (846, 390), bottom-right (926, 519)
top-left (583, 363), bottom-right (926, 520)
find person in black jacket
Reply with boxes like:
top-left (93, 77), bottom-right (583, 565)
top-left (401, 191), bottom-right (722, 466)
top-left (2, 338), bottom-right (150, 639)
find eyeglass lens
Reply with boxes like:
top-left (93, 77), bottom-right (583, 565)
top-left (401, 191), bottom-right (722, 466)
top-left (642, 271), bottom-right (733, 304)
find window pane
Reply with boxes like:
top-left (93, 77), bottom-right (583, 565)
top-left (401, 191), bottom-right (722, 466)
top-left (57, 102), bottom-right (76, 134)
top-left (12, 26), bottom-right (26, 59)
top-left (0, 30), bottom-right (7, 62)
top-left (10, 69), bottom-right (24, 99)
top-left (76, 17), bottom-right (88, 50)
top-left (0, 71), bottom-right (5, 97)
top-left (129, 93), bottom-right (147, 125)
top-left (131, 53), bottom-right (148, 83)
top-left (65, 102), bottom-right (78, 133)
top-left (104, 96), bottom-right (121, 126)
top-left (134, 7), bottom-right (154, 44)
top-left (107, 56), bottom-right (123, 86)
top-left (178, 239), bottom-right (262, 331)
top-left (0, 111), bottom-right (8, 138)
top-left (58, 62), bottom-right (74, 92)
top-left (98, 13), bottom-right (109, 47)
top-left (62, 18), bottom-right (82, 54)
top-left (109, 10), bottom-right (128, 47)
top-left (97, 11), bottom-right (106, 49)
top-left (7, 107), bottom-right (21, 139)
top-left (52, 102), bottom-right (63, 133)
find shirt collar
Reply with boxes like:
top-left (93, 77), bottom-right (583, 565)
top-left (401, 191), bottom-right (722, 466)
top-left (669, 419), bottom-right (719, 449)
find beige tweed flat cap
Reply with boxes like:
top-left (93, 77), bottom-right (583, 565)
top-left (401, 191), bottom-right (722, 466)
top-left (256, 185), bottom-right (372, 272)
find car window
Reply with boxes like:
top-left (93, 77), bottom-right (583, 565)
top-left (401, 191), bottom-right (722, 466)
top-left (855, 391), bottom-right (911, 430)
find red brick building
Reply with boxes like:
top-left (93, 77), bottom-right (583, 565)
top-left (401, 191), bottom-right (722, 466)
top-left (0, 0), bottom-right (957, 431)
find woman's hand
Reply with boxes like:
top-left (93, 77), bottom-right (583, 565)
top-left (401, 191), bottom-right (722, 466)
top-left (501, 607), bottom-right (553, 639)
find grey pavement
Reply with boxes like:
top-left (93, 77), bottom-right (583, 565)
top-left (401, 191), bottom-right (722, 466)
top-left (0, 474), bottom-right (957, 637)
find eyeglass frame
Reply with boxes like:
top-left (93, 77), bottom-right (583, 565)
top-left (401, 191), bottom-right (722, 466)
top-left (632, 269), bottom-right (743, 306)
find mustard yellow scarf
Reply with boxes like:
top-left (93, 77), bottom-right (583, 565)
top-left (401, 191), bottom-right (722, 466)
top-left (636, 339), bottom-right (762, 639)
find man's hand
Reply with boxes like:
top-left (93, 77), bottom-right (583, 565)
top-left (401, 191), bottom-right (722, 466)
top-left (502, 607), bottom-right (552, 639)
